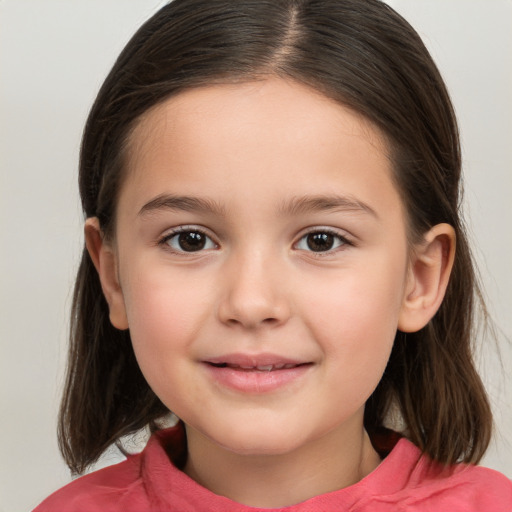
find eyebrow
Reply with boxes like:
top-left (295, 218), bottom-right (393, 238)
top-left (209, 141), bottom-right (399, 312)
top-left (278, 194), bottom-right (378, 218)
top-left (138, 194), bottom-right (226, 217)
top-left (138, 193), bottom-right (378, 219)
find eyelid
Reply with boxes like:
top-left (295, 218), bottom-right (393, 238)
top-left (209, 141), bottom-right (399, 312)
top-left (156, 225), bottom-right (353, 255)
top-left (158, 225), bottom-right (219, 252)
top-left (293, 227), bottom-right (354, 254)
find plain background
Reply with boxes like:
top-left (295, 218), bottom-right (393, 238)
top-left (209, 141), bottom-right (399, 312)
top-left (1, 1), bottom-right (511, 511)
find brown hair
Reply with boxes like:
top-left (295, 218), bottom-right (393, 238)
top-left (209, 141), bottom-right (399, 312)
top-left (59, 0), bottom-right (492, 474)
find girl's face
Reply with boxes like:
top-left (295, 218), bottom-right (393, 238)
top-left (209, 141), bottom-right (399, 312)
top-left (109, 78), bottom-right (413, 457)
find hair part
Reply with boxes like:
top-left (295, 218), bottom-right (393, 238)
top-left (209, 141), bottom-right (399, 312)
top-left (59, 0), bottom-right (492, 474)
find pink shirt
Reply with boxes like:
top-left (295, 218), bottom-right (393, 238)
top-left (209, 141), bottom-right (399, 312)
top-left (34, 427), bottom-right (512, 511)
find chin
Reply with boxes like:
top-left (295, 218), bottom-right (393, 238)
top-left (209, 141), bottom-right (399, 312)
top-left (223, 439), bottom-right (297, 457)
top-left (211, 424), bottom-right (305, 457)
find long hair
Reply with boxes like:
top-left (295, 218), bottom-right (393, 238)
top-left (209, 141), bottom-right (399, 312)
top-left (59, 0), bottom-right (492, 474)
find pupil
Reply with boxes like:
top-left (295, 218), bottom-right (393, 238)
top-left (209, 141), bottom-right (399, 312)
top-left (178, 232), bottom-right (206, 251)
top-left (307, 233), bottom-right (334, 252)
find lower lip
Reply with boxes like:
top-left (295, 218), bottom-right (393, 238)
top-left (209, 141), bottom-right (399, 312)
top-left (203, 364), bottom-right (312, 394)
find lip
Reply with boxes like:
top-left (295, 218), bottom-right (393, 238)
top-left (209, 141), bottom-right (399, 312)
top-left (202, 353), bottom-right (313, 394)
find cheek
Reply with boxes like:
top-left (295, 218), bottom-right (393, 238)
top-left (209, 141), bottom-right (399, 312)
top-left (120, 272), bottom-right (221, 422)
top-left (305, 254), bottom-right (406, 333)
top-left (123, 266), bottom-right (205, 335)
top-left (120, 269), bottom-right (208, 383)
top-left (302, 258), bottom-right (406, 392)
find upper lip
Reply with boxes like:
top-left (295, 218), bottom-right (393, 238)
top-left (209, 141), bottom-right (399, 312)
top-left (204, 353), bottom-right (310, 370)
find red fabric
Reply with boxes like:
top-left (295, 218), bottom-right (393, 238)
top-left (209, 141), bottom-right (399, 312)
top-left (34, 426), bottom-right (512, 511)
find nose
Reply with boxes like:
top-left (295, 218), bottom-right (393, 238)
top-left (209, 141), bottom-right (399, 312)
top-left (217, 250), bottom-right (291, 329)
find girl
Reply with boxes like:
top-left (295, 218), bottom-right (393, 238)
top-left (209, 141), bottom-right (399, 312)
top-left (35, 0), bottom-right (511, 510)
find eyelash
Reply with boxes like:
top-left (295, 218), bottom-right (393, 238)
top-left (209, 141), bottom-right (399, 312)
top-left (294, 228), bottom-right (353, 256)
top-left (158, 226), bottom-right (217, 254)
top-left (157, 227), bottom-right (353, 255)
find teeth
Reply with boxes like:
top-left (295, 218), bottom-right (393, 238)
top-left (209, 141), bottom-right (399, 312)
top-left (211, 362), bottom-right (300, 371)
top-left (256, 365), bottom-right (274, 371)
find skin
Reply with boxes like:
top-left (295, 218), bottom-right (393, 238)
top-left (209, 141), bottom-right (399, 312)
top-left (86, 78), bottom-right (455, 507)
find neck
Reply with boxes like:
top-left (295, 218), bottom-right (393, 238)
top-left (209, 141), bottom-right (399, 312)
top-left (183, 421), bottom-right (381, 508)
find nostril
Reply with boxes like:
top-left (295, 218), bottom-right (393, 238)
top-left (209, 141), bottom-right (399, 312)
top-left (225, 316), bottom-right (278, 327)
top-left (246, 317), bottom-right (281, 328)
top-left (217, 291), bottom-right (291, 328)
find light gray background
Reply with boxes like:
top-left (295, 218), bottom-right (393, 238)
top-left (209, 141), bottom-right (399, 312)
top-left (1, 1), bottom-right (510, 511)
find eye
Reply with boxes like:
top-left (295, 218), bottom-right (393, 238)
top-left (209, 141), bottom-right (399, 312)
top-left (295, 230), bottom-right (350, 253)
top-left (161, 229), bottom-right (217, 253)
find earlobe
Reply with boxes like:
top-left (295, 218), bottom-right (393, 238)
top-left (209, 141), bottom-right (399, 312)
top-left (84, 218), bottom-right (129, 330)
top-left (398, 223), bottom-right (456, 333)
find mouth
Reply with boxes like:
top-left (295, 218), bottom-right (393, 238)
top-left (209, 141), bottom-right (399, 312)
top-left (207, 362), bottom-right (308, 372)
top-left (202, 354), bottom-right (313, 393)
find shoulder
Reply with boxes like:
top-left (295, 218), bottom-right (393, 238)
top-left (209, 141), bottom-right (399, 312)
top-left (431, 463), bottom-right (512, 510)
top-left (389, 439), bottom-right (512, 511)
top-left (32, 454), bottom-right (148, 512)
top-left (33, 426), bottom-right (188, 512)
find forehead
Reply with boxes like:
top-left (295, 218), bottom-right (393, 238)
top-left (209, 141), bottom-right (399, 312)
top-left (128, 78), bottom-right (388, 160)
top-left (120, 78), bottom-right (401, 218)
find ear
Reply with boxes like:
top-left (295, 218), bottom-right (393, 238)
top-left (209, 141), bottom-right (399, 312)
top-left (398, 223), bottom-right (456, 333)
top-left (84, 217), bottom-right (129, 330)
